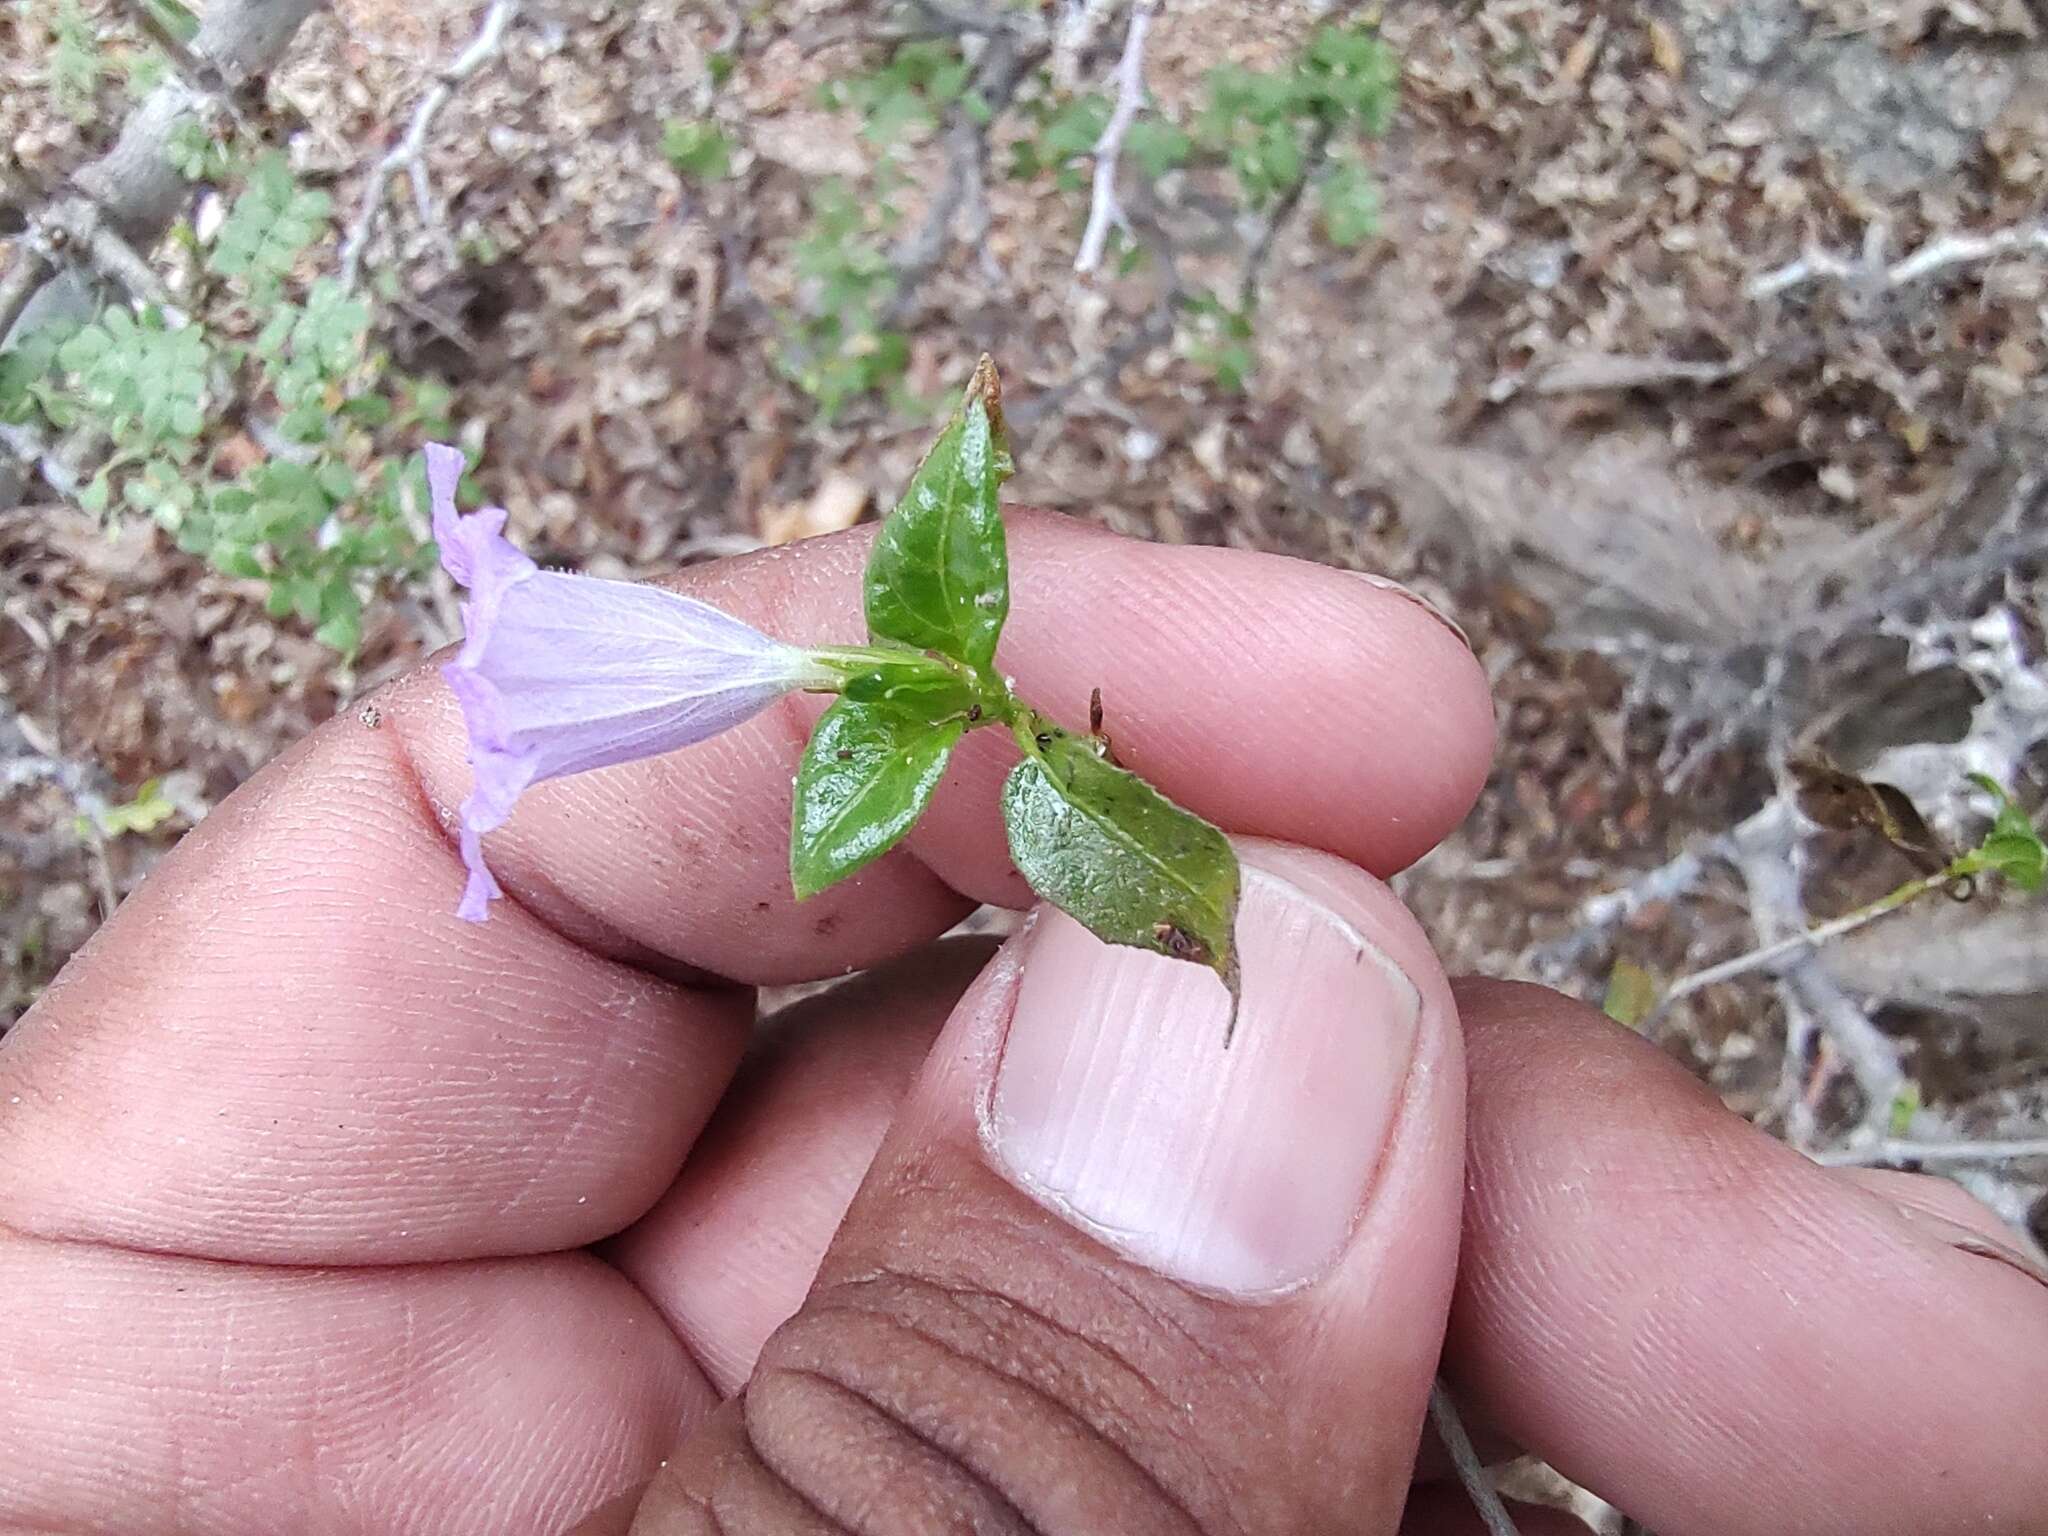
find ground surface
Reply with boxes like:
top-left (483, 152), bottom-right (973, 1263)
top-left (3, 0), bottom-right (2045, 1249)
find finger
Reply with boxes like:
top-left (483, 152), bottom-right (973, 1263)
top-left (1447, 979), bottom-right (2048, 1536)
top-left (390, 513), bottom-right (1492, 978)
top-left (1397, 1489), bottom-right (1593, 1536)
top-left (608, 939), bottom-right (995, 1394)
top-left (628, 843), bottom-right (1465, 1533)
top-left (0, 517), bottom-right (1487, 1268)
top-left (0, 1233), bottom-right (705, 1536)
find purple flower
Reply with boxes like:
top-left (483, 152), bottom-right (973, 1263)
top-left (427, 444), bottom-right (825, 920)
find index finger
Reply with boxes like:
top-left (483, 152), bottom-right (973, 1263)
top-left (0, 515), bottom-right (1491, 1265)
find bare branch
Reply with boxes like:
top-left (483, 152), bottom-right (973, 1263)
top-left (1074, 0), bottom-right (1158, 276)
top-left (337, 0), bottom-right (522, 291)
top-left (1813, 1135), bottom-right (2048, 1168)
top-left (884, 23), bottom-right (1045, 321)
top-left (1749, 219), bottom-right (2048, 301)
top-left (112, 0), bottom-right (235, 97)
top-left (1051, 0), bottom-right (1121, 90)
top-left (37, 197), bottom-right (183, 317)
top-left (1658, 867), bottom-right (1955, 1007)
top-left (1429, 1383), bottom-right (1522, 1536)
top-left (0, 0), bottom-right (327, 502)
top-left (0, 251), bottom-right (51, 343)
top-left (1238, 116), bottom-right (1336, 312)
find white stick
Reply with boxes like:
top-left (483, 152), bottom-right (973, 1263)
top-left (1749, 220), bottom-right (2048, 300)
top-left (1073, 0), bottom-right (1158, 276)
top-left (337, 0), bottom-right (522, 291)
top-left (1813, 1136), bottom-right (2048, 1168)
top-left (1658, 868), bottom-right (1949, 1005)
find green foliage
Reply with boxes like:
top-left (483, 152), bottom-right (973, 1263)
top-left (793, 359), bottom-right (1245, 1014)
top-left (166, 116), bottom-right (237, 181)
top-left (776, 22), bottom-right (1395, 417)
top-left (1009, 93), bottom-right (1109, 183)
top-left (1887, 1081), bottom-right (1922, 1137)
top-left (771, 36), bottom-right (985, 416)
top-left (778, 179), bottom-right (910, 420)
top-left (0, 320), bottom-right (80, 426)
top-left (3, 147), bottom-right (450, 657)
top-left (76, 778), bottom-right (178, 841)
top-left (54, 308), bottom-right (208, 450)
top-left (1182, 291), bottom-right (1256, 393)
top-left (863, 382), bottom-right (1011, 668)
top-left (791, 697), bottom-right (966, 897)
top-left (661, 119), bottom-right (736, 182)
top-left (821, 37), bottom-right (974, 149)
top-left (48, 0), bottom-right (103, 123)
top-left (1126, 116), bottom-right (1194, 179)
top-left (208, 152), bottom-right (332, 297)
top-left (1317, 152), bottom-right (1383, 247)
top-left (1601, 958), bottom-right (1658, 1029)
top-left (142, 0), bottom-right (199, 43)
top-left (1004, 723), bottom-right (1243, 1012)
top-left (1956, 775), bottom-right (2046, 891)
top-left (992, 22), bottom-right (1398, 394)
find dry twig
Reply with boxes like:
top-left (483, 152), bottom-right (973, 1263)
top-left (1813, 1135), bottom-right (2048, 1168)
top-left (337, 0), bottom-right (522, 291)
top-left (1074, 0), bottom-right (1159, 276)
top-left (1657, 866), bottom-right (1959, 1008)
top-left (1429, 1382), bottom-right (1521, 1536)
top-left (1749, 219), bottom-right (2048, 301)
top-left (884, 11), bottom-right (1046, 320)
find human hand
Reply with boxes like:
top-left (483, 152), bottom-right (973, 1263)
top-left (1, 516), bottom-right (2041, 1535)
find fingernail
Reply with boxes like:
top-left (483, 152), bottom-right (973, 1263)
top-left (1350, 572), bottom-right (1470, 650)
top-left (981, 852), bottom-right (1422, 1295)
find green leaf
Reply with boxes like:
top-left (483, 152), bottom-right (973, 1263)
top-left (1126, 118), bottom-right (1193, 178)
top-left (83, 778), bottom-right (178, 840)
top-left (57, 325), bottom-right (113, 372)
top-left (1316, 156), bottom-right (1382, 248)
top-left (1964, 773), bottom-right (2046, 891)
top-left (863, 357), bottom-right (1013, 667)
top-left (49, 0), bottom-right (102, 123)
top-left (1039, 94), bottom-right (1111, 161)
top-left (208, 153), bottom-right (328, 290)
top-left (1888, 1081), bottom-right (1922, 1138)
top-left (1601, 959), bottom-right (1659, 1029)
top-left (1002, 723), bottom-right (1242, 1017)
top-left (662, 119), bottom-right (736, 181)
top-left (0, 319), bottom-right (77, 424)
top-left (791, 697), bottom-right (964, 898)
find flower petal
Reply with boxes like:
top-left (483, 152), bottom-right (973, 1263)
top-left (426, 445), bottom-right (823, 920)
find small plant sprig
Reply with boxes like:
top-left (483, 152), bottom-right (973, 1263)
top-left (0, 140), bottom-right (450, 655)
top-left (431, 358), bottom-right (1244, 1024)
top-left (1602, 773), bottom-right (2046, 1028)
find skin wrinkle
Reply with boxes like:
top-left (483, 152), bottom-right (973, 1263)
top-left (892, 1278), bottom-right (1215, 1453)
top-left (0, 725), bottom-right (745, 1261)
top-left (751, 1365), bottom-right (1037, 1534)
top-left (0, 1236), bottom-right (705, 1536)
top-left (770, 1276), bottom-right (1216, 1536)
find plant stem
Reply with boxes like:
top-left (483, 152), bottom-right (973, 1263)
top-left (1659, 864), bottom-right (1961, 1006)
